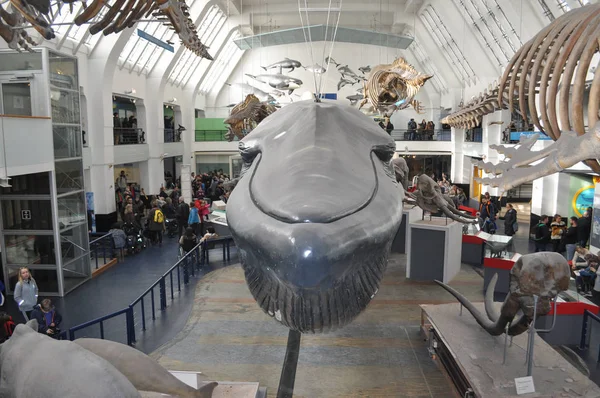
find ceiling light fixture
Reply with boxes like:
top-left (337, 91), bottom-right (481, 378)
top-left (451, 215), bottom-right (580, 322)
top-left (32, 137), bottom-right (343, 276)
top-left (125, 89), bottom-right (136, 95)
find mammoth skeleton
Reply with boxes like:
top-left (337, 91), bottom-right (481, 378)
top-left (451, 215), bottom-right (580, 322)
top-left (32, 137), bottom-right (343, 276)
top-left (436, 252), bottom-right (570, 336)
top-left (0, 0), bottom-right (212, 59)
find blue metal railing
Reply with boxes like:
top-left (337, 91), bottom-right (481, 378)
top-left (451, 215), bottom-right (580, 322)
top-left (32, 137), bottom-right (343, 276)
top-left (64, 240), bottom-right (212, 346)
top-left (579, 309), bottom-right (600, 362)
top-left (89, 232), bottom-right (115, 270)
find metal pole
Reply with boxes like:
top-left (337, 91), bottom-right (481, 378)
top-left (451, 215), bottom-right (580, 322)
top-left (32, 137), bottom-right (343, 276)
top-left (277, 329), bottom-right (302, 398)
top-left (526, 295), bottom-right (538, 376)
top-left (503, 323), bottom-right (509, 365)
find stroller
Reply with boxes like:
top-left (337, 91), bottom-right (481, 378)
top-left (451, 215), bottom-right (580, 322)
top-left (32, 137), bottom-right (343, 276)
top-left (123, 222), bottom-right (144, 254)
top-left (164, 218), bottom-right (179, 238)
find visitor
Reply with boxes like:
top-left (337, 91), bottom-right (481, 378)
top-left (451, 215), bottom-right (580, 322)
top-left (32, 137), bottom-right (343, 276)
top-left (578, 209), bottom-right (592, 247)
top-left (176, 197), bottom-right (190, 237)
top-left (14, 267), bottom-right (38, 321)
top-left (564, 217), bottom-right (579, 261)
top-left (550, 214), bottom-right (566, 252)
top-left (407, 118), bottom-right (417, 140)
top-left (148, 201), bottom-right (165, 247)
top-left (504, 204), bottom-right (517, 236)
top-left (179, 227), bottom-right (198, 256)
top-left (534, 215), bottom-right (551, 252)
top-left (108, 223), bottom-right (127, 261)
top-left (188, 202), bottom-right (201, 236)
top-left (31, 298), bottom-right (62, 339)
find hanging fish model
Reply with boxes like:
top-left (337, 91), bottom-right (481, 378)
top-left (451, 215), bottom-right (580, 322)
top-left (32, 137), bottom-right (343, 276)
top-left (359, 65), bottom-right (371, 74)
top-left (325, 56), bottom-right (340, 67)
top-left (346, 94), bottom-right (364, 105)
top-left (303, 64), bottom-right (327, 74)
top-left (246, 74), bottom-right (303, 94)
top-left (337, 77), bottom-right (355, 91)
top-left (261, 58), bottom-right (302, 72)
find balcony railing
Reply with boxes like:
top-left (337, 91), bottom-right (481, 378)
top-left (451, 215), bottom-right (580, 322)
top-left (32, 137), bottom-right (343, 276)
top-left (113, 128), bottom-right (145, 145)
top-left (465, 128), bottom-right (483, 143)
top-left (390, 129), bottom-right (452, 141)
top-left (164, 128), bottom-right (182, 143)
top-left (195, 130), bottom-right (233, 142)
top-left (194, 129), bottom-right (451, 142)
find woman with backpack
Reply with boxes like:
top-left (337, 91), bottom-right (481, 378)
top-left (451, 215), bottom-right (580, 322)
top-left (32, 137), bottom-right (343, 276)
top-left (148, 200), bottom-right (165, 247)
top-left (14, 266), bottom-right (38, 321)
top-left (179, 227), bottom-right (198, 257)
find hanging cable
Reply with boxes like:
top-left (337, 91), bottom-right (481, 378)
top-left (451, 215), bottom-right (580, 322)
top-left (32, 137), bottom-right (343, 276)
top-left (319, 0), bottom-right (343, 96)
top-left (297, 0), bottom-right (319, 97)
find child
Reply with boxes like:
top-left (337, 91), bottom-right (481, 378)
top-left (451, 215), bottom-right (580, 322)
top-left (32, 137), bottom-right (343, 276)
top-left (31, 298), bottom-right (62, 338)
top-left (179, 227), bottom-right (198, 255)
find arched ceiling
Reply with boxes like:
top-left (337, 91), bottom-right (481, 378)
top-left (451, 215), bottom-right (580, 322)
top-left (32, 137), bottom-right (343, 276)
top-left (1, 0), bottom-right (595, 99)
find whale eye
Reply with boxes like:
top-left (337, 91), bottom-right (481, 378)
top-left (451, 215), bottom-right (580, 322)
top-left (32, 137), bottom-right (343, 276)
top-left (372, 144), bottom-right (395, 163)
top-left (239, 142), bottom-right (260, 165)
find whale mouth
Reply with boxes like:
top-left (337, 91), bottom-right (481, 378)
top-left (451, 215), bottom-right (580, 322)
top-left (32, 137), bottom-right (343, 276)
top-left (242, 245), bottom-right (388, 333)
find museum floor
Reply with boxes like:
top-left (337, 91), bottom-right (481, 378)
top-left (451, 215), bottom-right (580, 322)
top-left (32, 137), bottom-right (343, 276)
top-left (150, 252), bottom-right (484, 398)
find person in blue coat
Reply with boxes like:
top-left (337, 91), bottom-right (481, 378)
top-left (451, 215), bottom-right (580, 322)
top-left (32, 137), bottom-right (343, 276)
top-left (188, 202), bottom-right (201, 236)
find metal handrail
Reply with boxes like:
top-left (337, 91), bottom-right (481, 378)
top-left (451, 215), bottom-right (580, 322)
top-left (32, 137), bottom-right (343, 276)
top-left (390, 129), bottom-right (452, 142)
top-left (579, 309), bottom-right (600, 362)
top-left (113, 127), bottom-right (145, 145)
top-left (65, 238), bottom-right (212, 346)
top-left (89, 232), bottom-right (115, 270)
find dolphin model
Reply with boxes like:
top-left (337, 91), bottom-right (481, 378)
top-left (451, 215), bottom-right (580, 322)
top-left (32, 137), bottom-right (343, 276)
top-left (325, 56), bottom-right (340, 67)
top-left (303, 64), bottom-right (326, 74)
top-left (261, 58), bottom-right (302, 72)
top-left (346, 93), bottom-right (364, 105)
top-left (338, 65), bottom-right (359, 79)
top-left (337, 77), bottom-right (355, 91)
top-left (359, 65), bottom-right (371, 74)
top-left (246, 74), bottom-right (303, 94)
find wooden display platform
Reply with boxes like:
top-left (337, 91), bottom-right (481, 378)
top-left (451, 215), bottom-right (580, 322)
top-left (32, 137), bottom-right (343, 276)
top-left (420, 303), bottom-right (600, 397)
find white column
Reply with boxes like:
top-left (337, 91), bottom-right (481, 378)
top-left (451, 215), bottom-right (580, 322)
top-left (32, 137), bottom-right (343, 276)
top-left (451, 127), bottom-right (465, 183)
top-left (141, 74), bottom-right (166, 194)
top-left (86, 31), bottom-right (133, 215)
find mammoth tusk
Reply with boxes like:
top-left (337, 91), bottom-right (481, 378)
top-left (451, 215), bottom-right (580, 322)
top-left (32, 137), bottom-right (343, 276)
top-left (484, 273), bottom-right (501, 322)
top-left (435, 280), bottom-right (523, 336)
top-left (439, 204), bottom-right (479, 224)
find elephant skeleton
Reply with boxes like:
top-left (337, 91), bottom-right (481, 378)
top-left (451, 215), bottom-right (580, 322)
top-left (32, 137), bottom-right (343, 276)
top-left (0, 0), bottom-right (213, 59)
top-left (405, 173), bottom-right (478, 224)
top-left (436, 252), bottom-right (570, 336)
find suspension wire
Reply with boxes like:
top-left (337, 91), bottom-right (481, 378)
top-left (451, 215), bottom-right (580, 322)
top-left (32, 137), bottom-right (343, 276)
top-left (317, 0), bottom-right (334, 97)
top-left (317, 0), bottom-right (342, 96)
top-left (297, 0), bottom-right (319, 98)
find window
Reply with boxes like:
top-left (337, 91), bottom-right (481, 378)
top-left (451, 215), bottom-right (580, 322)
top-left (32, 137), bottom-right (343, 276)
top-left (50, 4), bottom-right (109, 51)
top-left (1, 199), bottom-right (53, 230)
top-left (420, 5), bottom-right (476, 84)
top-left (168, 5), bottom-right (227, 87)
top-left (3, 235), bottom-right (55, 265)
top-left (199, 32), bottom-right (244, 94)
top-left (0, 172), bottom-right (50, 195)
top-left (117, 0), bottom-right (204, 75)
top-left (55, 159), bottom-right (84, 194)
top-left (410, 41), bottom-right (448, 93)
top-left (1, 83), bottom-right (32, 116)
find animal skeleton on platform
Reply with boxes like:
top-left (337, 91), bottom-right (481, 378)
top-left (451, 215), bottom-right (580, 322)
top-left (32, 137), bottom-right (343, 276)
top-left (358, 57), bottom-right (432, 116)
top-left (455, 4), bottom-right (600, 192)
top-left (0, 0), bottom-right (213, 59)
top-left (224, 94), bottom-right (277, 142)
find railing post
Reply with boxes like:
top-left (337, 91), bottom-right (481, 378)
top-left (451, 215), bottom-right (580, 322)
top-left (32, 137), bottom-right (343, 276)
top-left (581, 310), bottom-right (590, 350)
top-left (183, 259), bottom-right (190, 284)
top-left (126, 306), bottom-right (136, 346)
top-left (69, 329), bottom-right (76, 341)
top-left (159, 277), bottom-right (167, 311)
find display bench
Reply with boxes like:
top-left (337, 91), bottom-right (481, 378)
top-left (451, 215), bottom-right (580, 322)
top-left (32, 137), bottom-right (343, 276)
top-left (390, 206), bottom-right (422, 254)
top-left (406, 218), bottom-right (462, 283)
top-left (534, 288), bottom-right (600, 346)
top-left (421, 303), bottom-right (600, 397)
top-left (483, 252), bottom-right (521, 296)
